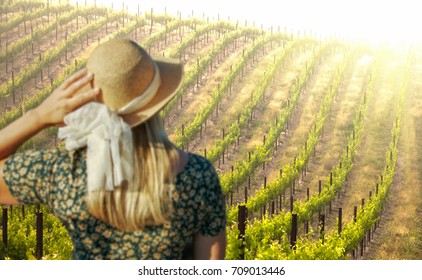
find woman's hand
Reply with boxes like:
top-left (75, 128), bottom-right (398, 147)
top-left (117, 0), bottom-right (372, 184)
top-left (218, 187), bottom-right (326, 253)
top-left (0, 68), bottom-right (100, 159)
top-left (33, 68), bottom-right (99, 127)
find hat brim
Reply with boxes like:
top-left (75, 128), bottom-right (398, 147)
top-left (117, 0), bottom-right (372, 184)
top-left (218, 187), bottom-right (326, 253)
top-left (122, 57), bottom-right (184, 127)
top-left (77, 56), bottom-right (183, 128)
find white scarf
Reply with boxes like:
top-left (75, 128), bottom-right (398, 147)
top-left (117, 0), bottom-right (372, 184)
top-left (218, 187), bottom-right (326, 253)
top-left (58, 102), bottom-right (134, 192)
top-left (58, 62), bottom-right (161, 192)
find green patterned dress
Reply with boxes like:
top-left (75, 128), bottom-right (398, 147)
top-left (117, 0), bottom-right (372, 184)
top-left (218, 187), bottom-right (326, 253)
top-left (3, 148), bottom-right (226, 259)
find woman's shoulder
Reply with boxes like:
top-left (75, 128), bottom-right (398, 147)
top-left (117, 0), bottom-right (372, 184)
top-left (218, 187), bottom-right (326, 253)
top-left (176, 152), bottom-right (219, 185)
top-left (184, 152), bottom-right (216, 171)
top-left (8, 147), bottom-right (69, 162)
top-left (8, 147), bottom-right (87, 172)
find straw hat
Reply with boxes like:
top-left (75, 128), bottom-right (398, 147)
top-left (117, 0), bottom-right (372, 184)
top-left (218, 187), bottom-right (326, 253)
top-left (85, 38), bottom-right (183, 127)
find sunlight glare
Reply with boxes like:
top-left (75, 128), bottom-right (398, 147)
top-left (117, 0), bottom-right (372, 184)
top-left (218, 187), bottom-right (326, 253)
top-left (71, 0), bottom-right (422, 47)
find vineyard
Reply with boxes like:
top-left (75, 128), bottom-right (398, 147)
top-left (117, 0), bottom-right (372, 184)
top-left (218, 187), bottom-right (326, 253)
top-left (0, 0), bottom-right (421, 260)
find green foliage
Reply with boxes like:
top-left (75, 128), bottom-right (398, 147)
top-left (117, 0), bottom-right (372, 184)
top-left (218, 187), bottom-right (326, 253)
top-left (1, 0), bottom-right (413, 261)
top-left (227, 48), bottom-right (412, 260)
top-left (161, 25), bottom-right (263, 117)
top-left (0, 205), bottom-right (72, 260)
top-left (225, 41), bottom-right (335, 223)
top-left (281, 52), bottom-right (409, 259)
top-left (173, 32), bottom-right (292, 149)
top-left (0, 11), bottom-right (127, 98)
top-left (0, 0), bottom-right (45, 17)
top-left (0, 5), bottom-right (108, 63)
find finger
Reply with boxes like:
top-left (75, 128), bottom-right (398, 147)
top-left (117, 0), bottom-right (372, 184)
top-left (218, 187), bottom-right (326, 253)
top-left (66, 88), bottom-right (100, 111)
top-left (63, 72), bottom-right (94, 97)
top-left (56, 122), bottom-right (66, 128)
top-left (60, 68), bottom-right (88, 90)
top-left (60, 68), bottom-right (87, 90)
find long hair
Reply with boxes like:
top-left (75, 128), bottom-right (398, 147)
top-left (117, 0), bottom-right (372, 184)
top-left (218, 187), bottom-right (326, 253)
top-left (86, 114), bottom-right (179, 231)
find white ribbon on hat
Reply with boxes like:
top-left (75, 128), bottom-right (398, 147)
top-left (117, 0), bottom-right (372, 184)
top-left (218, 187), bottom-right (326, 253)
top-left (58, 102), bottom-right (134, 192)
top-left (57, 61), bottom-right (162, 193)
top-left (117, 61), bottom-right (161, 115)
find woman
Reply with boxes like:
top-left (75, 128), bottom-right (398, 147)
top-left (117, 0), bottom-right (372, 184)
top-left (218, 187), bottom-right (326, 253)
top-left (0, 39), bottom-right (226, 259)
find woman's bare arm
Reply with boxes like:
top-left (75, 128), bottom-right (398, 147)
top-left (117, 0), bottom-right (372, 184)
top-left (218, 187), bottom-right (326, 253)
top-left (0, 69), bottom-right (99, 205)
top-left (0, 159), bottom-right (19, 205)
top-left (193, 229), bottom-right (226, 260)
top-left (0, 69), bottom-right (97, 159)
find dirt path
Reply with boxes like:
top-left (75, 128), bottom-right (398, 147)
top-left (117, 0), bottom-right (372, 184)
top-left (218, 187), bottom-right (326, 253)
top-left (165, 31), bottom-right (248, 140)
top-left (169, 38), bottom-right (281, 156)
top-left (324, 49), bottom-right (405, 230)
top-left (294, 54), bottom-right (373, 204)
top-left (364, 49), bottom-right (422, 259)
top-left (228, 48), bottom-right (313, 167)
top-left (226, 46), bottom-right (346, 207)
top-left (215, 45), bottom-right (296, 167)
top-left (255, 51), bottom-right (344, 187)
top-left (222, 45), bottom-right (315, 205)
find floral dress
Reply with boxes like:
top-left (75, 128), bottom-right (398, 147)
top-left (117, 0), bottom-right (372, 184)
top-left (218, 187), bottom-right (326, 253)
top-left (3, 148), bottom-right (226, 259)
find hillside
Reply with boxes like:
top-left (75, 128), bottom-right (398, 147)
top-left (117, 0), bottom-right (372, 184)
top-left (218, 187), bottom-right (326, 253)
top-left (0, 0), bottom-right (421, 260)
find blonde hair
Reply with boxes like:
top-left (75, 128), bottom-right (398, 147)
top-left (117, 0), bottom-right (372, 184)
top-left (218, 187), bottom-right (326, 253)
top-left (86, 114), bottom-right (179, 231)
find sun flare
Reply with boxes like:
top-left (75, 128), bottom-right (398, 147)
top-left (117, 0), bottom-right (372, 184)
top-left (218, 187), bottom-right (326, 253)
top-left (65, 0), bottom-right (422, 47)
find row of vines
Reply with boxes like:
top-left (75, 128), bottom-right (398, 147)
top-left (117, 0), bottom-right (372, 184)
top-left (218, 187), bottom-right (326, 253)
top-left (0, 0), bottom-right (417, 259)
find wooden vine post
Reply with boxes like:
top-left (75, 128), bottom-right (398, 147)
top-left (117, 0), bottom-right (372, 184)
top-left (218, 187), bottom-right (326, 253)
top-left (319, 214), bottom-right (325, 241)
top-left (338, 208), bottom-right (343, 234)
top-left (2, 206), bottom-right (7, 247)
top-left (36, 205), bottom-right (43, 260)
top-left (290, 214), bottom-right (297, 249)
top-left (238, 205), bottom-right (247, 260)
top-left (12, 70), bottom-right (15, 104)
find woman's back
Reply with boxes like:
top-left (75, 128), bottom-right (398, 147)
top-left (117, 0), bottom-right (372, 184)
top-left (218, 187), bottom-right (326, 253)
top-left (3, 148), bottom-right (225, 259)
